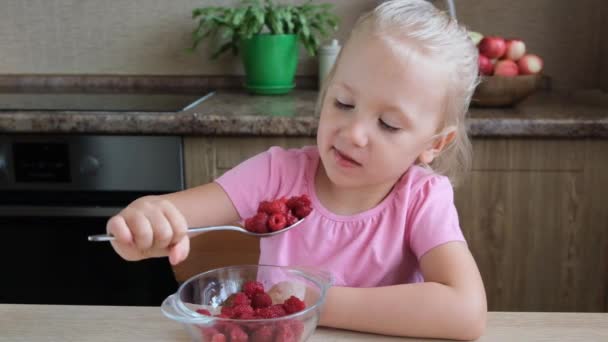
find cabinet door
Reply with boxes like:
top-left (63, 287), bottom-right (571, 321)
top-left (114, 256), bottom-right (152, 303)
top-left (175, 137), bottom-right (315, 282)
top-left (455, 139), bottom-right (608, 312)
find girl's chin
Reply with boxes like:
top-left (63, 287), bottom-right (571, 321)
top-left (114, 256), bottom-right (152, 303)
top-left (320, 160), bottom-right (362, 188)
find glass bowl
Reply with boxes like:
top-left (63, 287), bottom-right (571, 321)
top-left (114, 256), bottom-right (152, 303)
top-left (162, 264), bottom-right (333, 342)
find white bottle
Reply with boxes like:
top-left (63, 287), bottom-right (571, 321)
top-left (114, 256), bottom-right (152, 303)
top-left (318, 39), bottom-right (341, 88)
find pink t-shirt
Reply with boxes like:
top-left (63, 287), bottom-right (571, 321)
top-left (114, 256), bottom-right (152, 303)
top-left (215, 146), bottom-right (465, 287)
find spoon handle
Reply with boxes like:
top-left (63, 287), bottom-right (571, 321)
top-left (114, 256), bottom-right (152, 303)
top-left (87, 225), bottom-right (247, 242)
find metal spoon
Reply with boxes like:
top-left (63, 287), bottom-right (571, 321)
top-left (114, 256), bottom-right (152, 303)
top-left (87, 218), bottom-right (306, 242)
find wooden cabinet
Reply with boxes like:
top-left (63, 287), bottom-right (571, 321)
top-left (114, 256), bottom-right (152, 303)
top-left (183, 137), bottom-right (316, 187)
top-left (456, 139), bottom-right (608, 312)
top-left (181, 136), bottom-right (608, 312)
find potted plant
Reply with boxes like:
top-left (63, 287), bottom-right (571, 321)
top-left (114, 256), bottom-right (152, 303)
top-left (190, 0), bottom-right (340, 95)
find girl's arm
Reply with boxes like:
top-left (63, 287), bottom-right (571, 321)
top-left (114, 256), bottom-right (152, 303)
top-left (319, 241), bottom-right (487, 340)
top-left (108, 182), bottom-right (240, 265)
top-left (162, 182), bottom-right (240, 228)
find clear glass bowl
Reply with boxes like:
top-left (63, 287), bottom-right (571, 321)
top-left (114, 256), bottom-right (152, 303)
top-left (162, 264), bottom-right (333, 342)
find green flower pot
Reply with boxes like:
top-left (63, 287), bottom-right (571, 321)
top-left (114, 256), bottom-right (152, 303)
top-left (240, 34), bottom-right (298, 95)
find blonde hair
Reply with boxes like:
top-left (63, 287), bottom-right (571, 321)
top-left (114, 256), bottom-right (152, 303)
top-left (316, 0), bottom-right (479, 186)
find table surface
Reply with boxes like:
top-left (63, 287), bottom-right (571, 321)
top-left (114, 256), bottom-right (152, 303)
top-left (1, 304), bottom-right (607, 342)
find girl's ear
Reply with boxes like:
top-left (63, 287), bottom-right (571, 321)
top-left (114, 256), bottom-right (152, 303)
top-left (419, 127), bottom-right (457, 165)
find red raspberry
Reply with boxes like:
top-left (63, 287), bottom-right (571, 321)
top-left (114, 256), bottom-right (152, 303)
top-left (200, 327), bottom-right (221, 340)
top-left (258, 199), bottom-right (288, 215)
top-left (286, 195), bottom-right (311, 210)
top-left (227, 325), bottom-right (248, 342)
top-left (196, 308), bottom-right (211, 316)
top-left (238, 312), bottom-right (257, 320)
top-left (242, 280), bottom-right (265, 299)
top-left (232, 292), bottom-right (251, 306)
top-left (283, 296), bottom-right (306, 314)
top-left (215, 321), bottom-right (239, 335)
top-left (251, 325), bottom-right (275, 342)
top-left (220, 306), bottom-right (234, 318)
top-left (285, 211), bottom-right (298, 226)
top-left (244, 212), bottom-right (269, 233)
top-left (255, 304), bottom-right (287, 319)
top-left (288, 320), bottom-right (305, 340)
top-left (209, 333), bottom-right (227, 342)
top-left (274, 323), bottom-right (297, 342)
top-left (293, 205), bottom-right (312, 219)
top-left (232, 304), bottom-right (254, 318)
top-left (251, 292), bottom-right (272, 309)
top-left (257, 200), bottom-right (272, 213)
top-left (215, 314), bottom-right (230, 319)
top-left (268, 213), bottom-right (287, 231)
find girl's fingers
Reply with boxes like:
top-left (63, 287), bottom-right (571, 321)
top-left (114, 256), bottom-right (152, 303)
top-left (160, 200), bottom-right (189, 246)
top-left (126, 211), bottom-right (154, 251)
top-left (169, 236), bottom-right (190, 266)
top-left (106, 215), bottom-right (133, 245)
top-left (148, 210), bottom-right (174, 250)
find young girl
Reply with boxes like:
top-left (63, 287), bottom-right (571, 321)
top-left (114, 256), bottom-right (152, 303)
top-left (107, 0), bottom-right (486, 339)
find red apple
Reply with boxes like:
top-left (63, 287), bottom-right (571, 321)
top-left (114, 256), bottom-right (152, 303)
top-left (478, 54), bottom-right (494, 75)
top-left (504, 39), bottom-right (526, 61)
top-left (494, 60), bottom-right (519, 77)
top-left (518, 54), bottom-right (543, 74)
top-left (478, 36), bottom-right (507, 59)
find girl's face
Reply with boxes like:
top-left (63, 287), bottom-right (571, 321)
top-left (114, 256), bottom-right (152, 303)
top-left (317, 30), bottom-right (449, 190)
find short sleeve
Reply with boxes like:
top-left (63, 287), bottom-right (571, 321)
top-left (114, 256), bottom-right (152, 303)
top-left (214, 147), bottom-right (280, 220)
top-left (407, 176), bottom-right (466, 259)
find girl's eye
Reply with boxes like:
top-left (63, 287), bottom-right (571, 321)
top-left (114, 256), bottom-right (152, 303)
top-left (379, 118), bottom-right (400, 132)
top-left (334, 99), bottom-right (354, 110)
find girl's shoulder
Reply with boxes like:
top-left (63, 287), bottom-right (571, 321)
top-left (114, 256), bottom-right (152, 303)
top-left (396, 165), bottom-right (454, 202)
top-left (263, 145), bottom-right (319, 172)
top-left (266, 145), bottom-right (318, 161)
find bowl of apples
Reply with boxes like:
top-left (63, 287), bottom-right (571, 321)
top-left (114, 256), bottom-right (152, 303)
top-left (469, 32), bottom-right (544, 107)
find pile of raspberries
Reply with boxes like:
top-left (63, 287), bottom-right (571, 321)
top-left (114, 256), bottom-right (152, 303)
top-left (244, 195), bottom-right (312, 233)
top-left (196, 280), bottom-right (307, 342)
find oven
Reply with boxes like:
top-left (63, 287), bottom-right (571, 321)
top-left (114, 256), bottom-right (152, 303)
top-left (0, 135), bottom-right (184, 306)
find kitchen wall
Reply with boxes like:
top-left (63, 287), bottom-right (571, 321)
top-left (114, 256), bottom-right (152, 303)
top-left (0, 0), bottom-right (605, 90)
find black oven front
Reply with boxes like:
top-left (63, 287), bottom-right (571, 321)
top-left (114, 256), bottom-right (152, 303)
top-left (0, 135), bottom-right (184, 306)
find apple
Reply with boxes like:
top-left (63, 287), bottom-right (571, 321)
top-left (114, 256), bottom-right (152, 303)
top-left (518, 54), bottom-right (543, 74)
top-left (478, 54), bottom-right (494, 75)
top-left (494, 60), bottom-right (519, 77)
top-left (468, 31), bottom-right (484, 46)
top-left (504, 39), bottom-right (526, 61)
top-left (478, 36), bottom-right (507, 59)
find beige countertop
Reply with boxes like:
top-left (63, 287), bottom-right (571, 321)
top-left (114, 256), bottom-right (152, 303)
top-left (1, 304), bottom-right (607, 342)
top-left (1, 88), bottom-right (607, 138)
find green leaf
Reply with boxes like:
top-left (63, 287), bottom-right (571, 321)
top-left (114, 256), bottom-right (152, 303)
top-left (211, 42), bottom-right (234, 59)
top-left (252, 6), bottom-right (265, 26)
top-left (192, 8), bottom-right (203, 18)
top-left (267, 11), bottom-right (283, 34)
top-left (283, 10), bottom-right (294, 33)
top-left (189, 0), bottom-right (339, 59)
top-left (298, 14), bottom-right (310, 38)
top-left (310, 22), bottom-right (328, 40)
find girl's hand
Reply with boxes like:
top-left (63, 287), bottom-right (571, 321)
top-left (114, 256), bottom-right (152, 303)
top-left (106, 195), bottom-right (190, 265)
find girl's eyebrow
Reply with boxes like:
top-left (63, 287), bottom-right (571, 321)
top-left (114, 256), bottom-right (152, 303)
top-left (383, 103), bottom-right (414, 127)
top-left (334, 81), bottom-right (413, 126)
top-left (334, 82), bottom-right (356, 95)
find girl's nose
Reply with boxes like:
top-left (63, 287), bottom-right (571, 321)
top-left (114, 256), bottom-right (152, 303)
top-left (342, 117), bottom-right (369, 147)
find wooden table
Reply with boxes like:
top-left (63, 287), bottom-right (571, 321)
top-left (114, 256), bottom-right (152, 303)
top-left (1, 304), bottom-right (607, 341)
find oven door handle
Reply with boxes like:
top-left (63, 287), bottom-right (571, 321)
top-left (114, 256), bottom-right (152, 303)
top-left (0, 205), bottom-right (122, 217)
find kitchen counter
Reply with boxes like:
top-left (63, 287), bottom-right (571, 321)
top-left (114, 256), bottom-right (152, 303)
top-left (0, 89), bottom-right (607, 137)
top-left (1, 304), bottom-right (607, 341)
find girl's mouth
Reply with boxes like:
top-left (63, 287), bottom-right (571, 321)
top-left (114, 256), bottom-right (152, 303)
top-left (332, 147), bottom-right (362, 168)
